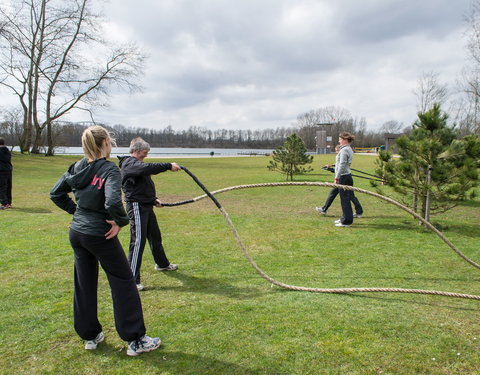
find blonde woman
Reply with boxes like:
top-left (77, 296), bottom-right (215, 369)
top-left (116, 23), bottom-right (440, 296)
top-left (50, 126), bottom-right (161, 356)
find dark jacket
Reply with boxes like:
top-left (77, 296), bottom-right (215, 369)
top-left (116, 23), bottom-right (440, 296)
top-left (50, 158), bottom-right (129, 236)
top-left (118, 156), bottom-right (172, 205)
top-left (0, 146), bottom-right (12, 173)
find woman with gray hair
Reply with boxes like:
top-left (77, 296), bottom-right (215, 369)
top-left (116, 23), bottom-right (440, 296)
top-left (118, 137), bottom-right (181, 291)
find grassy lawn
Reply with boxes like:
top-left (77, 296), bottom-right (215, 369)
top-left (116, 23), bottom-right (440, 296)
top-left (1, 152), bottom-right (480, 374)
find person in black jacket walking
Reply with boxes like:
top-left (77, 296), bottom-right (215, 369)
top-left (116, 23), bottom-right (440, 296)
top-left (50, 126), bottom-right (161, 356)
top-left (0, 137), bottom-right (13, 209)
top-left (118, 137), bottom-right (181, 291)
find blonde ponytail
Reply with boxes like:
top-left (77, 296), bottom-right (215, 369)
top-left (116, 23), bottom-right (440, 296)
top-left (81, 126), bottom-right (116, 160)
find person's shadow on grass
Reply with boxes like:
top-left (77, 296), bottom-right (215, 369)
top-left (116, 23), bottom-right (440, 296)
top-left (146, 271), bottom-right (266, 300)
top-left (367, 220), bottom-right (480, 239)
top-left (91, 346), bottom-right (271, 375)
top-left (131, 350), bottom-right (273, 375)
top-left (12, 207), bottom-right (52, 214)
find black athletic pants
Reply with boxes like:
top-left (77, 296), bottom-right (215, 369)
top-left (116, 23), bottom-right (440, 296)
top-left (322, 187), bottom-right (363, 214)
top-left (69, 229), bottom-right (146, 341)
top-left (339, 174), bottom-right (354, 225)
top-left (126, 202), bottom-right (170, 284)
top-left (0, 171), bottom-right (12, 205)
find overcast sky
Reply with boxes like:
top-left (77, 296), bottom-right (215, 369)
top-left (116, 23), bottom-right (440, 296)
top-left (1, 0), bottom-right (475, 131)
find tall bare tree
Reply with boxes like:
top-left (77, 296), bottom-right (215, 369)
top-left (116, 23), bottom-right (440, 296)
top-left (1, 107), bottom-right (24, 148)
top-left (379, 120), bottom-right (405, 134)
top-left (0, 0), bottom-right (145, 155)
top-left (295, 106), bottom-right (356, 150)
top-left (455, 0), bottom-right (480, 134)
top-left (454, 68), bottom-right (480, 135)
top-left (413, 71), bottom-right (448, 114)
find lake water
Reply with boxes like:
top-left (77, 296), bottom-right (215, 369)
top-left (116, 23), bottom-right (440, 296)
top-left (38, 146), bottom-right (275, 158)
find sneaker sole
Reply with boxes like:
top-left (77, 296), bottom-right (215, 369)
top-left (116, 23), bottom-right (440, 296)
top-left (126, 340), bottom-right (161, 356)
top-left (85, 333), bottom-right (104, 350)
top-left (155, 266), bottom-right (178, 272)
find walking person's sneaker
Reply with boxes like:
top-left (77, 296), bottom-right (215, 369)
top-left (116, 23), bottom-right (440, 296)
top-left (334, 219), bottom-right (341, 224)
top-left (127, 335), bottom-right (161, 356)
top-left (136, 283), bottom-right (145, 291)
top-left (0, 205), bottom-right (7, 210)
top-left (85, 332), bottom-right (104, 350)
top-left (353, 213), bottom-right (363, 218)
top-left (155, 263), bottom-right (178, 272)
top-left (315, 207), bottom-right (326, 214)
top-left (335, 222), bottom-right (351, 227)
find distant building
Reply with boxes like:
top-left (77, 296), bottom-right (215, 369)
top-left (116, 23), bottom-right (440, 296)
top-left (315, 123), bottom-right (335, 154)
top-left (384, 133), bottom-right (402, 153)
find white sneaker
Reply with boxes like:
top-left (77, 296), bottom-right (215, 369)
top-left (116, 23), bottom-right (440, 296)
top-left (155, 263), bottom-right (178, 271)
top-left (85, 332), bottom-right (104, 350)
top-left (335, 222), bottom-right (351, 227)
top-left (136, 283), bottom-right (145, 291)
top-left (127, 335), bottom-right (161, 356)
top-left (334, 219), bottom-right (341, 224)
top-left (315, 207), bottom-right (326, 214)
top-left (353, 213), bottom-right (363, 218)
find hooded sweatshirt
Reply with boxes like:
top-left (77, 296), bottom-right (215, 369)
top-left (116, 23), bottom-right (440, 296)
top-left (335, 144), bottom-right (353, 179)
top-left (50, 158), bottom-right (129, 236)
top-left (118, 156), bottom-right (172, 205)
top-left (0, 146), bottom-right (12, 173)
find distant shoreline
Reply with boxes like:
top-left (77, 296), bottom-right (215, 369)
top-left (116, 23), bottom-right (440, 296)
top-left (12, 146), bottom-right (275, 158)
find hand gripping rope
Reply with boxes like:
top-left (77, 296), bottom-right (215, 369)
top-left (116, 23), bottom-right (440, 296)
top-left (161, 166), bottom-right (480, 301)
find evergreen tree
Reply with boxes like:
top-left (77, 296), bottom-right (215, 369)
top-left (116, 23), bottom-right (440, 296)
top-left (267, 133), bottom-right (313, 181)
top-left (374, 104), bottom-right (480, 221)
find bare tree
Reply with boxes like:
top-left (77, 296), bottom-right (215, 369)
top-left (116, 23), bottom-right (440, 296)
top-left (295, 106), bottom-right (355, 149)
top-left (413, 71), bottom-right (448, 114)
top-left (0, 0), bottom-right (145, 155)
top-left (453, 0), bottom-right (480, 134)
top-left (379, 120), bottom-right (405, 134)
top-left (453, 69), bottom-right (480, 135)
top-left (1, 107), bottom-right (24, 149)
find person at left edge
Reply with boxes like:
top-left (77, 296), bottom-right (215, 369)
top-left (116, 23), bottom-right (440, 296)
top-left (0, 137), bottom-right (13, 209)
top-left (118, 137), bottom-right (181, 292)
top-left (50, 126), bottom-right (161, 356)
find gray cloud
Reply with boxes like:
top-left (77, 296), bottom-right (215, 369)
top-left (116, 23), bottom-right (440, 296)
top-left (60, 0), bottom-right (476, 129)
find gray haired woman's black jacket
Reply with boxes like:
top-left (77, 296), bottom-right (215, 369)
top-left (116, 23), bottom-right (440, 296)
top-left (118, 156), bottom-right (172, 205)
top-left (50, 158), bottom-right (130, 237)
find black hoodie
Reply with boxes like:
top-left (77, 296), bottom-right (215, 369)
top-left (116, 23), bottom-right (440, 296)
top-left (50, 158), bottom-right (129, 236)
top-left (0, 146), bottom-right (12, 173)
top-left (118, 156), bottom-right (172, 205)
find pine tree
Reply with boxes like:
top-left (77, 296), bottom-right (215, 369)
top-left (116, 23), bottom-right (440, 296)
top-left (374, 104), bottom-right (480, 221)
top-left (267, 133), bottom-right (313, 181)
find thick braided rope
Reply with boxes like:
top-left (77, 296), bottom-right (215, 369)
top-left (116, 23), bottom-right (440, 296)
top-left (164, 178), bottom-right (480, 300)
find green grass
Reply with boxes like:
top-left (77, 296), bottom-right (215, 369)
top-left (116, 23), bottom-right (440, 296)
top-left (1, 153), bottom-right (480, 374)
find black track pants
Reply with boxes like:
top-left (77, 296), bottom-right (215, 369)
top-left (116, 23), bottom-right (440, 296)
top-left (339, 174), bottom-right (354, 225)
top-left (69, 229), bottom-right (146, 341)
top-left (126, 202), bottom-right (170, 284)
top-left (322, 187), bottom-right (362, 215)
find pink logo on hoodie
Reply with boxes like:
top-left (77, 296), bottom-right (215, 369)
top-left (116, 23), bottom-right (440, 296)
top-left (90, 175), bottom-right (105, 190)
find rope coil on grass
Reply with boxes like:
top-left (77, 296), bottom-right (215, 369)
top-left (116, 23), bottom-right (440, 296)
top-left (161, 167), bottom-right (480, 301)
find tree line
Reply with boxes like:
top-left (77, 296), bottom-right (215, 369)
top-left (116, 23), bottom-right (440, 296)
top-left (0, 113), bottom-right (389, 151)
